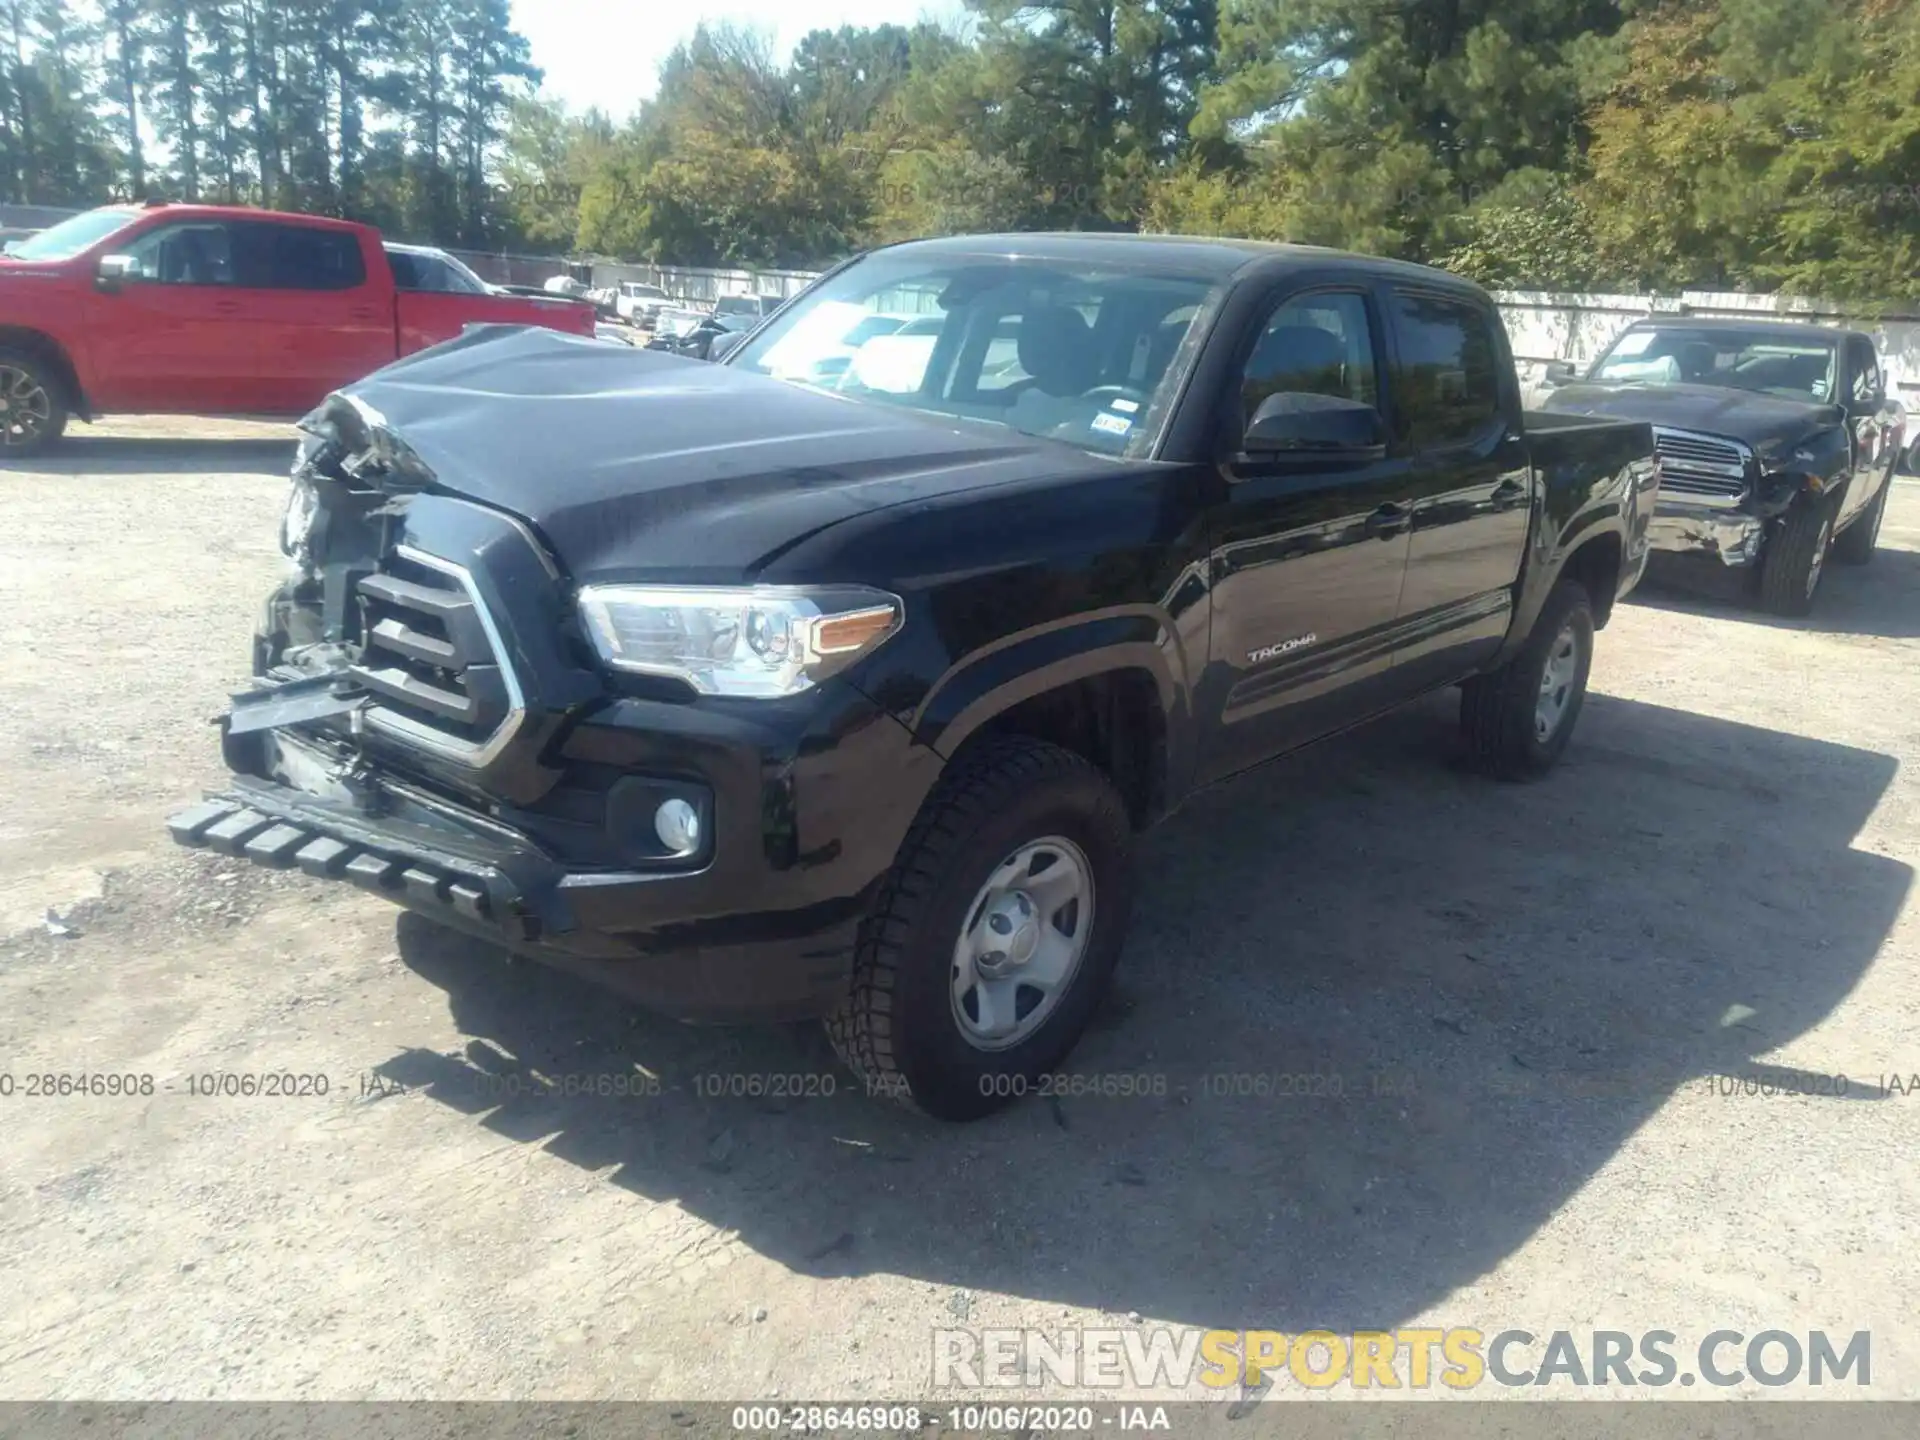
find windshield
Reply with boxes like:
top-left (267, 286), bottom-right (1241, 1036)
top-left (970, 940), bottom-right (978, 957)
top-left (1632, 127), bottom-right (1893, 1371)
top-left (728, 251), bottom-right (1220, 455)
top-left (4, 206), bottom-right (140, 262)
top-left (1589, 326), bottom-right (1839, 403)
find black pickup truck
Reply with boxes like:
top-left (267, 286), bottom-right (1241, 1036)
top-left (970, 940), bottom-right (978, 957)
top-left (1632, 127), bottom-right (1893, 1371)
top-left (1540, 318), bottom-right (1904, 615)
top-left (169, 233), bottom-right (1656, 1120)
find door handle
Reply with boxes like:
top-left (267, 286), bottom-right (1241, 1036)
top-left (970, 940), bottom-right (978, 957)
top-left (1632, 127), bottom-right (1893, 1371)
top-left (212, 299), bottom-right (243, 315)
top-left (1490, 478), bottom-right (1528, 510)
top-left (1364, 503), bottom-right (1412, 538)
top-left (350, 307), bottom-right (380, 321)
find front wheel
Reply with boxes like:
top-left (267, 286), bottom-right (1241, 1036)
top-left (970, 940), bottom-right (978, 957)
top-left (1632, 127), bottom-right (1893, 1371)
top-left (1460, 578), bottom-right (1595, 781)
top-left (825, 736), bottom-right (1133, 1121)
top-left (1758, 495), bottom-right (1834, 615)
top-left (0, 350), bottom-right (68, 459)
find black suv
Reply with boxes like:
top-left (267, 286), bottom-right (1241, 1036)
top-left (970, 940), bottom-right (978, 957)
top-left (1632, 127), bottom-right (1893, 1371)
top-left (1541, 318), bottom-right (1904, 614)
top-left (171, 233), bottom-right (1655, 1119)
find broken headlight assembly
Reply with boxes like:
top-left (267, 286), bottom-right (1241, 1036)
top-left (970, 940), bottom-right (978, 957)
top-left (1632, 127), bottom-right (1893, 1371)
top-left (576, 585), bottom-right (903, 699)
top-left (279, 477), bottom-right (320, 571)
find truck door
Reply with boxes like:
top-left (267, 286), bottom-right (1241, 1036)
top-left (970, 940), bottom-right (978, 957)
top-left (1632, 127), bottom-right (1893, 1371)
top-left (1198, 286), bottom-right (1420, 783)
top-left (233, 221), bottom-right (392, 412)
top-left (80, 217), bottom-right (267, 413)
top-left (1386, 287), bottom-right (1533, 692)
top-left (1842, 335), bottom-right (1896, 527)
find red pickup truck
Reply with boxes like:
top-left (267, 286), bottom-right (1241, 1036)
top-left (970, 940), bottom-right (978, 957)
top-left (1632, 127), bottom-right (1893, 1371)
top-left (0, 202), bottom-right (596, 456)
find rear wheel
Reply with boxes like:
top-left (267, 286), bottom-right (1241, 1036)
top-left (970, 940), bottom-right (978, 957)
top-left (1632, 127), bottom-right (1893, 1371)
top-left (1758, 495), bottom-right (1834, 615)
top-left (825, 736), bottom-right (1132, 1121)
top-left (1832, 479), bottom-right (1888, 567)
top-left (0, 350), bottom-right (68, 459)
top-left (1460, 578), bottom-right (1595, 781)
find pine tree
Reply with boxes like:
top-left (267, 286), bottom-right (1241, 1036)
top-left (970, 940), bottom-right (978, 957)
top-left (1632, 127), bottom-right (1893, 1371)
top-left (150, 0), bottom-right (201, 197)
top-left (101, 0), bottom-right (146, 197)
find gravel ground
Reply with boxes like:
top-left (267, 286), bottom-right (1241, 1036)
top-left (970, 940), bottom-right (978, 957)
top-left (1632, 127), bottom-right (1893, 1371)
top-left (2, 417), bottom-right (1917, 1402)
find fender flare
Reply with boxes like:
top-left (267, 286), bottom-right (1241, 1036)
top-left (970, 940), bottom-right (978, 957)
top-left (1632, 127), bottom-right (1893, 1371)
top-left (0, 325), bottom-right (88, 418)
top-left (910, 607), bottom-right (1195, 800)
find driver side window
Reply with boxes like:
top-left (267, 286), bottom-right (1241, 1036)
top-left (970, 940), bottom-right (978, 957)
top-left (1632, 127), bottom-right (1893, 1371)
top-left (120, 222), bottom-right (235, 286)
top-left (1851, 340), bottom-right (1883, 404)
top-left (1240, 291), bottom-right (1379, 429)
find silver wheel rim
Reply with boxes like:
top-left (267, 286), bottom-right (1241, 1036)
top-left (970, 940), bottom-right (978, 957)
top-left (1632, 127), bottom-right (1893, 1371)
top-left (0, 365), bottom-right (51, 447)
top-left (1807, 517), bottom-right (1831, 597)
top-left (1534, 622), bottom-right (1580, 743)
top-left (950, 835), bottom-right (1094, 1051)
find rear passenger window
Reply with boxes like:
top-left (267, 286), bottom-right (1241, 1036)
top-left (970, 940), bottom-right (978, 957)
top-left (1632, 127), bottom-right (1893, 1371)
top-left (233, 222), bottom-right (367, 291)
top-left (1239, 291), bottom-right (1379, 427)
top-left (1390, 291), bottom-right (1502, 448)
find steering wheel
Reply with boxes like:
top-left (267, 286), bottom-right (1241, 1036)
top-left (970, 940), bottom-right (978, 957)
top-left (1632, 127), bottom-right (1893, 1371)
top-left (1080, 385), bottom-right (1151, 410)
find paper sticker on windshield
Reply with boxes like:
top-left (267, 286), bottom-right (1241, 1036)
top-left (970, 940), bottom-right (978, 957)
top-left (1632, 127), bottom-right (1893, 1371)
top-left (1092, 412), bottom-right (1133, 437)
top-left (1609, 330), bottom-right (1655, 357)
top-left (1109, 398), bottom-right (1140, 413)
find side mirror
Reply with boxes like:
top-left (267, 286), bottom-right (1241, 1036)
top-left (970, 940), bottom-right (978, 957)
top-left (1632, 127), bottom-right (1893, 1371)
top-left (95, 254), bottom-right (136, 292)
top-left (1241, 392), bottom-right (1387, 462)
top-left (1541, 359), bottom-right (1578, 387)
top-left (708, 331), bottom-right (749, 362)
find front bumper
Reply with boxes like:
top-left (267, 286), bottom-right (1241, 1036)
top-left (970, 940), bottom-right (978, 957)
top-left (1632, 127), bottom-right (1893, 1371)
top-left (1647, 505), bottom-right (1766, 567)
top-left (169, 778), bottom-right (844, 1023)
top-left (170, 683), bottom-right (944, 1024)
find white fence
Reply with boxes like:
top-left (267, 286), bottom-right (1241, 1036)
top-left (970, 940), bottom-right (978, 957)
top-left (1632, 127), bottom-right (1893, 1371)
top-left (588, 260), bottom-right (822, 305)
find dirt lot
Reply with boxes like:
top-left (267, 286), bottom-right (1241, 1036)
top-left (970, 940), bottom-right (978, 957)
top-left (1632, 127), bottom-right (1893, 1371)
top-left (3, 416), bottom-right (1918, 1402)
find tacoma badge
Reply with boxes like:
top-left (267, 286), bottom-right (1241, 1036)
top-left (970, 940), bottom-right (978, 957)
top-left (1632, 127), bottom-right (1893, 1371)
top-left (1248, 634), bottom-right (1317, 664)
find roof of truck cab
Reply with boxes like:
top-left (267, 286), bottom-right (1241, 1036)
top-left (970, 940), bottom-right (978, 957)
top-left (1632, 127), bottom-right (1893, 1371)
top-left (878, 230), bottom-right (1477, 288)
top-left (129, 203), bottom-right (369, 233)
top-left (1616, 315), bottom-right (1859, 342)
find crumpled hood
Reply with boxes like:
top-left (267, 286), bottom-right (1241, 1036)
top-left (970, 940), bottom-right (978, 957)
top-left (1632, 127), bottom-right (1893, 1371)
top-left (1542, 380), bottom-right (1842, 457)
top-left (312, 324), bottom-right (1086, 582)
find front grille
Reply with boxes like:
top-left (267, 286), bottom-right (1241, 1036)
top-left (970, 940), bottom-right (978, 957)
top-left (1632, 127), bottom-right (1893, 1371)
top-left (1653, 428), bottom-right (1752, 506)
top-left (350, 546), bottom-right (522, 764)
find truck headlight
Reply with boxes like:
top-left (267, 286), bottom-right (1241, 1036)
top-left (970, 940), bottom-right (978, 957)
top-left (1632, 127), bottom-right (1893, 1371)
top-left (280, 478), bottom-right (319, 568)
top-left (576, 584), bottom-right (903, 698)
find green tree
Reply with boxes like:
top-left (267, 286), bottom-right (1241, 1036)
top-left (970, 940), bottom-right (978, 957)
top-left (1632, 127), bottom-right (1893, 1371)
top-left (1183, 0), bottom-right (1626, 255)
top-left (101, 0), bottom-right (146, 196)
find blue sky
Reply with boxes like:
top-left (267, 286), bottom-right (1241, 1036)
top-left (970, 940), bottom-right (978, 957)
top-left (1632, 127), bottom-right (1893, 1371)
top-left (512, 0), bottom-right (967, 119)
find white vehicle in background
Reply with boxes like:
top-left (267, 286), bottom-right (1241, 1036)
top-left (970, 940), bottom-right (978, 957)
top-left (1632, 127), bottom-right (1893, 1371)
top-left (383, 242), bottom-right (497, 295)
top-left (756, 304), bottom-right (918, 386)
top-left (713, 293), bottom-right (781, 321)
top-left (841, 315), bottom-right (944, 392)
top-left (615, 281), bottom-right (673, 327)
top-left (543, 274), bottom-right (591, 299)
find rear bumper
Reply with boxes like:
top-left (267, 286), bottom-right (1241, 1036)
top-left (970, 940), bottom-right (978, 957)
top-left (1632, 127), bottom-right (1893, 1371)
top-left (169, 779), bottom-right (860, 1023)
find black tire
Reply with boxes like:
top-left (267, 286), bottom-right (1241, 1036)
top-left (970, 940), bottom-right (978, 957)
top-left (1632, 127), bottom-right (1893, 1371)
top-left (1757, 494), bottom-right (1834, 615)
top-left (825, 736), bottom-right (1133, 1121)
top-left (1832, 477), bottom-right (1889, 567)
top-left (1460, 578), bottom-right (1595, 781)
top-left (0, 348), bottom-right (68, 460)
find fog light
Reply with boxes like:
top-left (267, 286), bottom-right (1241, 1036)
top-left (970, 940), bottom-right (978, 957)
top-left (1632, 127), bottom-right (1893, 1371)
top-left (654, 798), bottom-right (701, 855)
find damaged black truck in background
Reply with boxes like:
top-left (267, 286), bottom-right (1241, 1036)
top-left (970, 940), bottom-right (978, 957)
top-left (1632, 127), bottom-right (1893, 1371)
top-left (171, 233), bottom-right (1656, 1120)
top-left (1540, 318), bottom-right (1903, 616)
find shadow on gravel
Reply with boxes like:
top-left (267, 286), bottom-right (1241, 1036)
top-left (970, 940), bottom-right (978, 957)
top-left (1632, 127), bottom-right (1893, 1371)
top-left (5, 435), bottom-right (291, 476)
top-left (382, 690), bottom-right (1908, 1332)
top-left (1631, 543), bottom-right (1920, 640)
